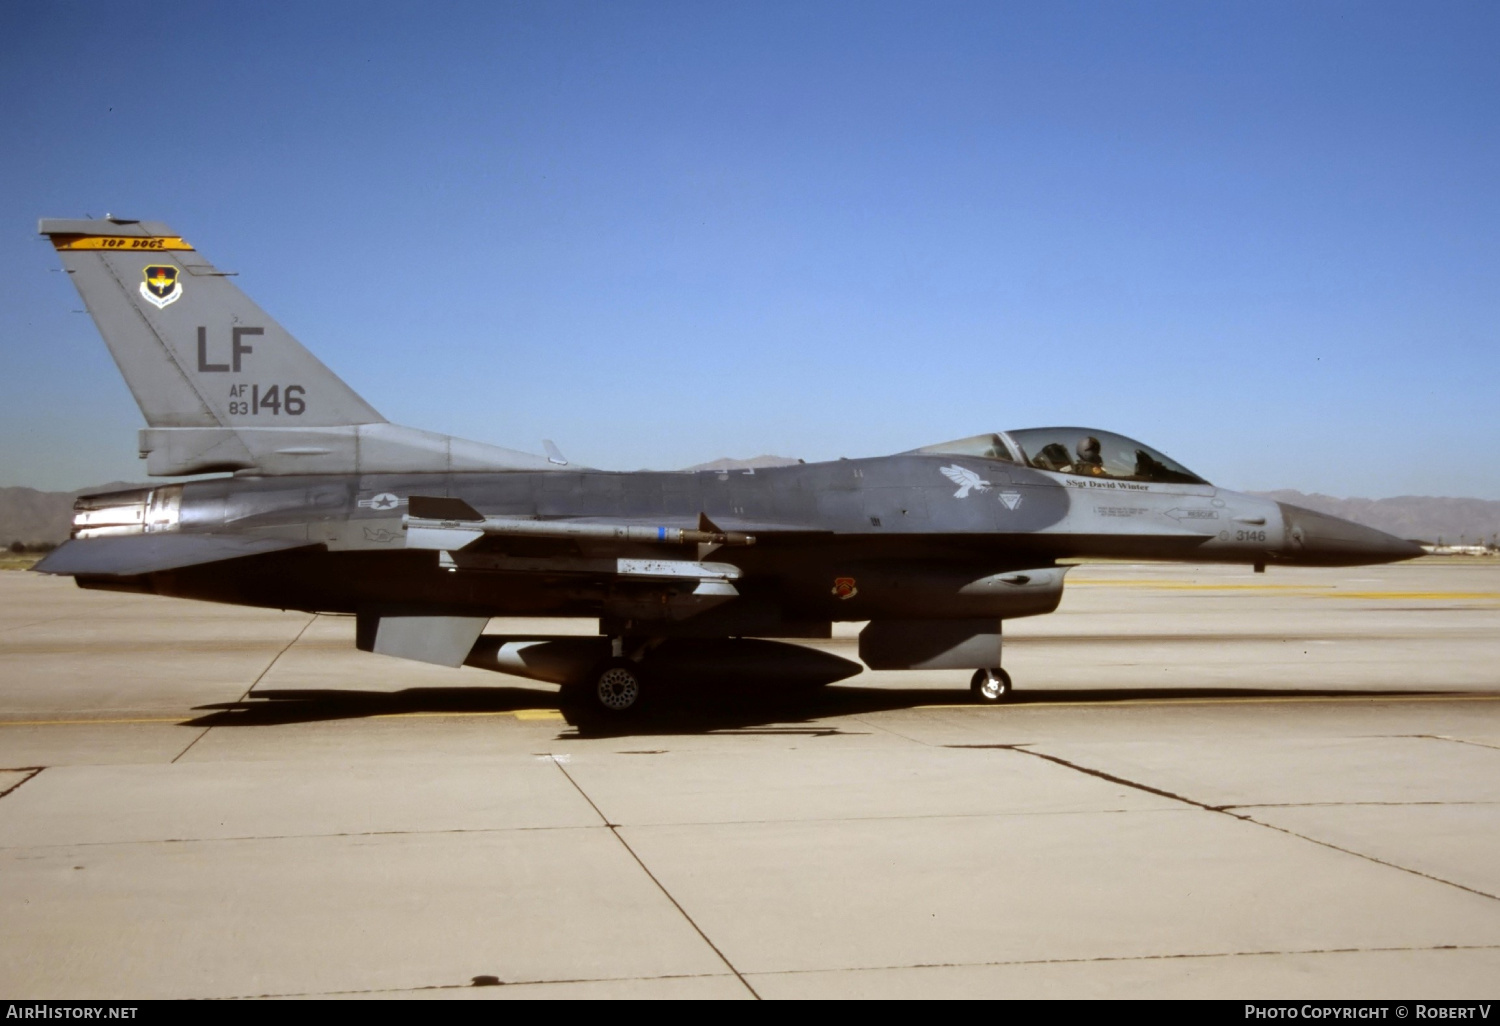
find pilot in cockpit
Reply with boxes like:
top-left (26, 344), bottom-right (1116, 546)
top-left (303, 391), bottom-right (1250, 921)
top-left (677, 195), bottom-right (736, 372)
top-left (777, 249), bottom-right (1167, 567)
top-left (1030, 436), bottom-right (1109, 476)
top-left (1074, 438), bottom-right (1110, 474)
top-left (1073, 435), bottom-right (1107, 476)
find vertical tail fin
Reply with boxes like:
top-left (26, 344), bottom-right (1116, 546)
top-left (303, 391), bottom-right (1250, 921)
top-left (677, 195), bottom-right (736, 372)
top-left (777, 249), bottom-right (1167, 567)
top-left (41, 218), bottom-right (384, 430)
top-left (41, 218), bottom-right (559, 476)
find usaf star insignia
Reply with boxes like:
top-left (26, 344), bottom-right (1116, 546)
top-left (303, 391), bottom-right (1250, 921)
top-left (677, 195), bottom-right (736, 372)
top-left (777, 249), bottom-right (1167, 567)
top-left (357, 492), bottom-right (405, 511)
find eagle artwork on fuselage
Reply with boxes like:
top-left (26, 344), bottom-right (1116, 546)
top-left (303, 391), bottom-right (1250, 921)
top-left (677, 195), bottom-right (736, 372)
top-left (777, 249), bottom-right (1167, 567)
top-left (940, 465), bottom-right (991, 498)
top-left (33, 218), bottom-right (1425, 716)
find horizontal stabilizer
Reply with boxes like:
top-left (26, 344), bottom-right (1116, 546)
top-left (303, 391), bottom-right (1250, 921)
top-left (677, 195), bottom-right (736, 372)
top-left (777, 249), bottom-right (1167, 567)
top-left (136, 423), bottom-right (561, 476)
top-left (32, 534), bottom-right (316, 577)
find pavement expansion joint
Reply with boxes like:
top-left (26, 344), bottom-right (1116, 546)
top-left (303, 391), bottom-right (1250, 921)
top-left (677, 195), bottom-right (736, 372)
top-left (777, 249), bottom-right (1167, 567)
top-left (1403, 733), bottom-right (1500, 752)
top-left (224, 970), bottom-right (740, 1000)
top-left (0, 715), bottom-right (188, 726)
top-left (0, 824), bottom-right (608, 854)
top-left (1224, 800), bottom-right (1500, 810)
top-left (547, 754), bottom-right (761, 999)
top-left (1232, 813), bottom-right (1500, 902)
top-left (0, 767), bottom-right (44, 801)
top-left (171, 614), bottom-right (318, 763)
top-left (950, 744), bottom-right (1216, 810)
top-left (744, 943), bottom-right (1500, 979)
top-left (998, 744), bottom-right (1500, 904)
top-left (539, 807), bottom-right (1157, 833)
top-left (848, 715), bottom-right (933, 746)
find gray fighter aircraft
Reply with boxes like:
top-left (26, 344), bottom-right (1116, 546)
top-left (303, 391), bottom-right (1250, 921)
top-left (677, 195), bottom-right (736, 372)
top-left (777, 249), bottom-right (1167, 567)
top-left (33, 217), bottom-right (1423, 715)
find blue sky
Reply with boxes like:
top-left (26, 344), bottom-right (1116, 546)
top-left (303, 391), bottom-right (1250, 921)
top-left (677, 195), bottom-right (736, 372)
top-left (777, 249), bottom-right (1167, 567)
top-left (2, 1), bottom-right (1496, 497)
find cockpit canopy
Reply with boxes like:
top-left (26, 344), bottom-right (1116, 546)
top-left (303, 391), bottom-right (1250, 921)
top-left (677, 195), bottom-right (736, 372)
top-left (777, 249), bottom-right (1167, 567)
top-left (908, 428), bottom-right (1207, 485)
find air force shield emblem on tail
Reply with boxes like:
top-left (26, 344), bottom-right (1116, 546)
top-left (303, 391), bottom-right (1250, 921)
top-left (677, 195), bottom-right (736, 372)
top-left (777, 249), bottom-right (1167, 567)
top-left (140, 265), bottom-right (181, 309)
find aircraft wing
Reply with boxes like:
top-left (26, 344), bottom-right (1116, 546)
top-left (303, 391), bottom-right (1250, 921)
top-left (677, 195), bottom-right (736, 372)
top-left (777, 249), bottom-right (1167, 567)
top-left (33, 534), bottom-right (319, 577)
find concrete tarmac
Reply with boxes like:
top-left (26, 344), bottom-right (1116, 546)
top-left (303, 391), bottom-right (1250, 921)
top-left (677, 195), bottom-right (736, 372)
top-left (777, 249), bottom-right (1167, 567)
top-left (1, 561), bottom-right (1498, 999)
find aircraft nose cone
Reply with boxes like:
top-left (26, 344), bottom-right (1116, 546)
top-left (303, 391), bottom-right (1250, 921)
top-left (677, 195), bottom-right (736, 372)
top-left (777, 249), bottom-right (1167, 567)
top-left (1277, 503), bottom-right (1425, 566)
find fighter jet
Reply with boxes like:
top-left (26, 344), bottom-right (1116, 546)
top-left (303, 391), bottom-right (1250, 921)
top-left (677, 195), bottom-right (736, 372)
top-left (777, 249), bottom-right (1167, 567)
top-left (33, 218), bottom-right (1423, 715)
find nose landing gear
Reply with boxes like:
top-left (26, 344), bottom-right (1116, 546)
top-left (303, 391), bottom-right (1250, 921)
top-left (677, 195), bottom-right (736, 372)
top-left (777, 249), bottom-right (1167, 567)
top-left (970, 667), bottom-right (1013, 704)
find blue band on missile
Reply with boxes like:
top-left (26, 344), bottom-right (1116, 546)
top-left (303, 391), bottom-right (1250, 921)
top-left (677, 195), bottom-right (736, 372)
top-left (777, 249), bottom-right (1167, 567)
top-left (658, 527), bottom-right (666, 540)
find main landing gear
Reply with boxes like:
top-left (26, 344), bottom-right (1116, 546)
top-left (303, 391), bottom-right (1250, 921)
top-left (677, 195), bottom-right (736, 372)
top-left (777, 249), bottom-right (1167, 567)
top-left (970, 667), bottom-right (1013, 704)
top-left (591, 658), bottom-right (645, 714)
top-left (563, 643), bottom-right (652, 720)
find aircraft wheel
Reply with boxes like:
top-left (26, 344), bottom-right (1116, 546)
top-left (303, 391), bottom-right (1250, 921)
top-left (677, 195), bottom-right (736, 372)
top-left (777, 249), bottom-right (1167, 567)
top-left (970, 667), bottom-right (1013, 704)
top-left (590, 658), bottom-right (647, 715)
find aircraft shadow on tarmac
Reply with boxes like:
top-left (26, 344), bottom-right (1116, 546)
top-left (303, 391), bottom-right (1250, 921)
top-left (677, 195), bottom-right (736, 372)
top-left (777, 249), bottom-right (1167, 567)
top-left (182, 682), bottom-right (1444, 738)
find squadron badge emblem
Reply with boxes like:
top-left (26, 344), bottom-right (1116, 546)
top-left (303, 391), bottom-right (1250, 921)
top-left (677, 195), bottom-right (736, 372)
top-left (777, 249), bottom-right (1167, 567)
top-left (831, 576), bottom-right (859, 600)
top-left (139, 265), bottom-right (182, 309)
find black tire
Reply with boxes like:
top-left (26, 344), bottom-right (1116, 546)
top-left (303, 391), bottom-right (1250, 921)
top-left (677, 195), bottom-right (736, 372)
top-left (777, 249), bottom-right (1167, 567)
top-left (970, 667), bottom-right (1013, 704)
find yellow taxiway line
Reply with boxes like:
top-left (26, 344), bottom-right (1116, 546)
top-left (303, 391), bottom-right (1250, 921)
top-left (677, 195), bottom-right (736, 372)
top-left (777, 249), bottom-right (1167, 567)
top-left (917, 693), bottom-right (1500, 710)
top-left (1068, 579), bottom-right (1500, 600)
top-left (369, 709), bottom-right (564, 721)
top-left (0, 709), bottom-right (566, 727)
